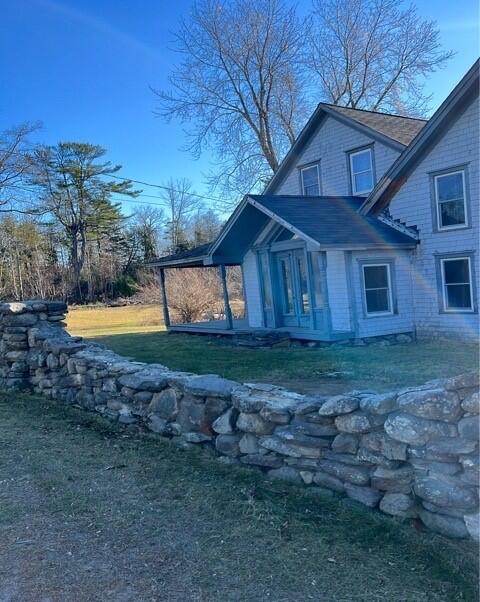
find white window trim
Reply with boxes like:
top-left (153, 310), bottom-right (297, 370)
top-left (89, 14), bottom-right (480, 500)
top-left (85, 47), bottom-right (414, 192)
top-left (440, 256), bottom-right (474, 313)
top-left (362, 263), bottom-right (394, 317)
top-left (300, 164), bottom-right (320, 196)
top-left (434, 169), bottom-right (468, 231)
top-left (349, 148), bottom-right (374, 195)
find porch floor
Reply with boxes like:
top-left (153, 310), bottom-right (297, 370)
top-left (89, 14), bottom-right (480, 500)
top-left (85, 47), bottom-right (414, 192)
top-left (169, 319), bottom-right (250, 336)
top-left (168, 320), bottom-right (353, 342)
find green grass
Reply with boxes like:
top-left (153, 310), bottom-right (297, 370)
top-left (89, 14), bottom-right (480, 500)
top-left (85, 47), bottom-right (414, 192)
top-left (0, 392), bottom-right (478, 601)
top-left (67, 305), bottom-right (479, 393)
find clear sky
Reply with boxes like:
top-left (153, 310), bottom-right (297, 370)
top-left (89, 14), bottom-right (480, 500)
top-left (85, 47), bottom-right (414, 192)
top-left (1, 0), bottom-right (478, 214)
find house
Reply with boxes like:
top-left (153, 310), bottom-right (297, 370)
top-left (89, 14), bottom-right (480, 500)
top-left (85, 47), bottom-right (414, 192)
top-left (148, 61), bottom-right (479, 343)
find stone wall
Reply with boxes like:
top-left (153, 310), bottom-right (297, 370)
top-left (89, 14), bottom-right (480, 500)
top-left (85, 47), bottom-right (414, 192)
top-left (1, 301), bottom-right (478, 541)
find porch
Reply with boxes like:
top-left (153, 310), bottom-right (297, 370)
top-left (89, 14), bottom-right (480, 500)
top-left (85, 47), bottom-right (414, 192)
top-left (145, 194), bottom-right (417, 343)
top-left (169, 320), bottom-right (354, 343)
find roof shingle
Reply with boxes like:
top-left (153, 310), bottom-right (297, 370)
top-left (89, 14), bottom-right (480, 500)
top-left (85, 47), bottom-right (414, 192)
top-left (249, 195), bottom-right (417, 247)
top-left (322, 104), bottom-right (427, 146)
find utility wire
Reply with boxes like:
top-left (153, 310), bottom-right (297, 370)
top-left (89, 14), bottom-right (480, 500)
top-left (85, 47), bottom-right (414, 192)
top-left (103, 173), bottom-right (228, 205)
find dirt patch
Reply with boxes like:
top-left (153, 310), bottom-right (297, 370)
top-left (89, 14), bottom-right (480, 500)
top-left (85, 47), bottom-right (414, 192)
top-left (0, 393), bottom-right (477, 601)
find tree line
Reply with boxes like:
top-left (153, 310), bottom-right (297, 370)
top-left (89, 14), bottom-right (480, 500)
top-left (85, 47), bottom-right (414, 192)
top-left (0, 129), bottom-right (223, 303)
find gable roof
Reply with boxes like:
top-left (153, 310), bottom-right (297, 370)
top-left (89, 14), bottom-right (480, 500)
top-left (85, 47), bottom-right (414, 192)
top-left (247, 195), bottom-right (417, 249)
top-left (265, 102), bottom-right (427, 195)
top-left (360, 59), bottom-right (480, 216)
top-left (147, 195), bottom-right (417, 268)
top-left (322, 104), bottom-right (427, 146)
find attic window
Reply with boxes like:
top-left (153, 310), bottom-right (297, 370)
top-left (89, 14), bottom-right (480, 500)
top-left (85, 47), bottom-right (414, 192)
top-left (300, 164), bottom-right (320, 196)
top-left (349, 148), bottom-right (374, 195)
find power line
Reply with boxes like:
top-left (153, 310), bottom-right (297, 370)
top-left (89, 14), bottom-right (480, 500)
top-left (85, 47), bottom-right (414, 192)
top-left (2, 148), bottom-right (235, 205)
top-left (104, 173), bottom-right (228, 205)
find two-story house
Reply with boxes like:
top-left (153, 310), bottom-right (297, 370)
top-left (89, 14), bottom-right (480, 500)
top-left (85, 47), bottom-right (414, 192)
top-left (148, 61), bottom-right (479, 343)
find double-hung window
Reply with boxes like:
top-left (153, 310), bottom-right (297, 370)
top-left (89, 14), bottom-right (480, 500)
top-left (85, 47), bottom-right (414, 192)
top-left (440, 256), bottom-right (474, 312)
top-left (434, 169), bottom-right (468, 230)
top-left (349, 148), bottom-right (374, 195)
top-left (300, 164), bottom-right (320, 196)
top-left (362, 263), bottom-right (393, 316)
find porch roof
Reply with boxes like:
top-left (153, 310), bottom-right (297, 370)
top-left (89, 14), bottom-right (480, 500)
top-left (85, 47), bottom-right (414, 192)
top-left (146, 194), bottom-right (418, 269)
top-left (248, 195), bottom-right (417, 248)
top-left (145, 242), bottom-right (213, 268)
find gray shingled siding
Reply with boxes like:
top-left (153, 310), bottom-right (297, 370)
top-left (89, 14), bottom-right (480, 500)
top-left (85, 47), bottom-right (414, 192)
top-left (275, 115), bottom-right (400, 197)
top-left (351, 249), bottom-right (415, 337)
top-left (388, 96), bottom-right (479, 338)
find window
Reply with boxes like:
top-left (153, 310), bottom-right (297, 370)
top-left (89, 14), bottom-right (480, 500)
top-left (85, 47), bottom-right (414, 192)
top-left (440, 257), bottom-right (474, 312)
top-left (296, 253), bottom-right (310, 314)
top-left (310, 252), bottom-right (324, 308)
top-left (300, 164), bottom-right (320, 196)
top-left (279, 257), bottom-right (294, 313)
top-left (349, 148), bottom-right (374, 195)
top-left (434, 170), bottom-right (468, 230)
top-left (258, 252), bottom-right (272, 309)
top-left (362, 263), bottom-right (393, 316)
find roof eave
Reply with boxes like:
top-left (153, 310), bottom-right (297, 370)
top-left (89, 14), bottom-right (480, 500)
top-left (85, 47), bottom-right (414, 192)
top-left (145, 255), bottom-right (210, 269)
top-left (360, 59), bottom-right (480, 216)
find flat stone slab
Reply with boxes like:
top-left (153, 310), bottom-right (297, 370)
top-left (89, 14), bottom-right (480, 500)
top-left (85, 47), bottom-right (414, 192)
top-left (118, 369), bottom-right (170, 392)
top-left (182, 375), bottom-right (238, 398)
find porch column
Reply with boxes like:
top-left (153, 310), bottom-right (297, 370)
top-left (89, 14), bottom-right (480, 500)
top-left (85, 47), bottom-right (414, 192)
top-left (158, 268), bottom-right (171, 328)
top-left (219, 264), bottom-right (233, 330)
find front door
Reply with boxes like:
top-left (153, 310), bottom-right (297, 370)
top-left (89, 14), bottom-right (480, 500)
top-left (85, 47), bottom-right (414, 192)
top-left (276, 250), bottom-right (310, 328)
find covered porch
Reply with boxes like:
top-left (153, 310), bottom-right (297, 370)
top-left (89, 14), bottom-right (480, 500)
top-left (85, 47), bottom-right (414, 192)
top-left (146, 194), bottom-right (418, 343)
top-left (146, 243), bottom-right (248, 335)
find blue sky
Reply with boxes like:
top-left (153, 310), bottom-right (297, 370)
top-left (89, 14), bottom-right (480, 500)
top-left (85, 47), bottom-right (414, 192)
top-left (1, 0), bottom-right (478, 213)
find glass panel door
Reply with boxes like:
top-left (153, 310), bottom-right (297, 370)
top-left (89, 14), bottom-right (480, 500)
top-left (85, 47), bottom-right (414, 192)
top-left (294, 250), bottom-right (309, 315)
top-left (275, 250), bottom-right (312, 329)
top-left (279, 254), bottom-right (294, 315)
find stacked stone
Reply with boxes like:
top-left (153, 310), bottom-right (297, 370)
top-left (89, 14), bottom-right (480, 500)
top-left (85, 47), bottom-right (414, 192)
top-left (0, 300), bottom-right (478, 541)
top-left (0, 301), bottom-right (69, 389)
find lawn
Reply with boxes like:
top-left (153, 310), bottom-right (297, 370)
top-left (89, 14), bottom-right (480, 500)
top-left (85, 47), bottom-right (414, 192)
top-left (0, 392), bottom-right (478, 601)
top-left (67, 305), bottom-right (479, 393)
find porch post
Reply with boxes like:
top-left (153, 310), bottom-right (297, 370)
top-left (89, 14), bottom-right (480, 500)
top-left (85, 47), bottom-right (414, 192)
top-left (219, 264), bottom-right (233, 330)
top-left (158, 268), bottom-right (171, 328)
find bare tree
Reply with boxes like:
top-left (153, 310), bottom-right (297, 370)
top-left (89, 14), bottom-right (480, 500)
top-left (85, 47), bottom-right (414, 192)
top-left (309, 0), bottom-right (453, 115)
top-left (154, 0), bottom-right (309, 201)
top-left (189, 207), bottom-right (223, 246)
top-left (0, 122), bottom-right (41, 211)
top-left (165, 268), bottom-right (223, 323)
top-left (161, 178), bottom-right (202, 253)
top-left (132, 205), bottom-right (165, 260)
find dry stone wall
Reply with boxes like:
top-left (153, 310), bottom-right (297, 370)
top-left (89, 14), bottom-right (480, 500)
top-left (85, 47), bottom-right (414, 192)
top-left (1, 301), bottom-right (479, 541)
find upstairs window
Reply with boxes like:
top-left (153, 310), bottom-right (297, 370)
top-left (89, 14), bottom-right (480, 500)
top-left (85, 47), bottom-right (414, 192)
top-left (300, 164), bottom-right (320, 196)
top-left (434, 170), bottom-right (468, 230)
top-left (440, 256), bottom-right (474, 312)
top-left (362, 263), bottom-right (393, 316)
top-left (349, 148), bottom-right (374, 195)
